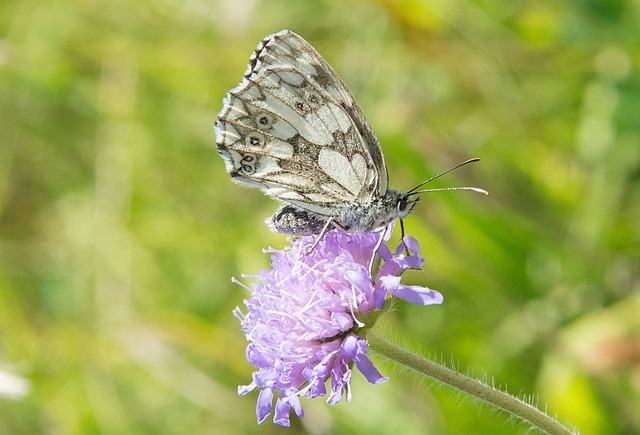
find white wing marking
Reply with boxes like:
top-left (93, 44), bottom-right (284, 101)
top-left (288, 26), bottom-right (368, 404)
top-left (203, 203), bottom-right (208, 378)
top-left (315, 104), bottom-right (340, 134)
top-left (219, 122), bottom-right (239, 142)
top-left (328, 102), bottom-right (351, 133)
top-left (267, 116), bottom-right (298, 140)
top-left (351, 153), bottom-right (367, 186)
top-left (318, 148), bottom-right (363, 197)
top-left (266, 139), bottom-right (294, 158)
top-left (287, 198), bottom-right (335, 215)
top-left (253, 155), bottom-right (280, 176)
top-left (221, 149), bottom-right (241, 173)
top-left (305, 193), bottom-right (338, 203)
top-left (261, 173), bottom-right (319, 191)
top-left (277, 70), bottom-right (305, 86)
top-left (270, 189), bottom-right (304, 200)
top-left (303, 112), bottom-right (333, 143)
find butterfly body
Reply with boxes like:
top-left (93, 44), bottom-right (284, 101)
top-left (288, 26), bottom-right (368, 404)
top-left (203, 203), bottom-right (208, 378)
top-left (268, 188), bottom-right (417, 235)
top-left (215, 30), bottom-right (416, 237)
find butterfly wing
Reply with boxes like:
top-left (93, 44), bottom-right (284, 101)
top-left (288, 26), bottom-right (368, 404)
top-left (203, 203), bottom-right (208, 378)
top-left (215, 30), bottom-right (389, 218)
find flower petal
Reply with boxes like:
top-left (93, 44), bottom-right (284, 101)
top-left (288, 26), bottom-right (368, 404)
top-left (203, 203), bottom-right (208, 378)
top-left (238, 381), bottom-right (257, 396)
top-left (354, 353), bottom-right (389, 384)
top-left (380, 275), bottom-right (443, 305)
top-left (402, 235), bottom-right (421, 256)
top-left (256, 387), bottom-right (274, 424)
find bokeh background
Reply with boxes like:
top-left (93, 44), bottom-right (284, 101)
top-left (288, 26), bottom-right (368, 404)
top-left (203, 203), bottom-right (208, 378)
top-left (1, 1), bottom-right (639, 434)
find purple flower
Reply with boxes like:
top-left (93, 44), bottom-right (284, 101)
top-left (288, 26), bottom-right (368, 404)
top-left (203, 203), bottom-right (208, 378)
top-left (233, 225), bottom-right (442, 426)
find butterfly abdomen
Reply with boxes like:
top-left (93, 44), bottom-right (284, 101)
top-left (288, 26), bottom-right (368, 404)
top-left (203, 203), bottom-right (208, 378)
top-left (267, 205), bottom-right (330, 236)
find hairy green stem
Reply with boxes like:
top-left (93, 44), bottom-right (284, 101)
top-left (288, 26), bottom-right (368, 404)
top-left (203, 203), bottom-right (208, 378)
top-left (367, 331), bottom-right (576, 435)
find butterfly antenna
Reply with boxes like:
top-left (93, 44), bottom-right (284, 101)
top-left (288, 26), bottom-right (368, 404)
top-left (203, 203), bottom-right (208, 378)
top-left (410, 186), bottom-right (488, 195)
top-left (407, 158), bottom-right (488, 197)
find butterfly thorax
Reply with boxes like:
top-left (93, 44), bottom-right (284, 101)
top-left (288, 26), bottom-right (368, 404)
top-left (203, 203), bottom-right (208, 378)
top-left (333, 189), bottom-right (417, 232)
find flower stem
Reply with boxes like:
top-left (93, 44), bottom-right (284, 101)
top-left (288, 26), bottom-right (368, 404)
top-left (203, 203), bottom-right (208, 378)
top-left (367, 332), bottom-right (575, 435)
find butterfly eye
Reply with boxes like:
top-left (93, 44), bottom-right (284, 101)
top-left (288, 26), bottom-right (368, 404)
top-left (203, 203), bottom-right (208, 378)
top-left (397, 197), bottom-right (409, 212)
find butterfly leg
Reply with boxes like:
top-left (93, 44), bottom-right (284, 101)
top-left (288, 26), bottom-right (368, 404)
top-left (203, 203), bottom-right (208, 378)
top-left (400, 218), bottom-right (410, 256)
top-left (307, 217), bottom-right (335, 254)
top-left (368, 229), bottom-right (387, 279)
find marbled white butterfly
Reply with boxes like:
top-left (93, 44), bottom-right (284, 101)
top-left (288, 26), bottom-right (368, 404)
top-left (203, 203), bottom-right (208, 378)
top-left (215, 30), bottom-right (485, 240)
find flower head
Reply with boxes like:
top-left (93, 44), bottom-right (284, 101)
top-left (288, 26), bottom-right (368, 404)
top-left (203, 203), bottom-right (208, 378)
top-left (233, 226), bottom-right (442, 426)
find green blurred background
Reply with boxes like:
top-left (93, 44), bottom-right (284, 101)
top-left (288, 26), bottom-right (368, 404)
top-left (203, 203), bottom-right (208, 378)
top-left (1, 0), bottom-right (639, 434)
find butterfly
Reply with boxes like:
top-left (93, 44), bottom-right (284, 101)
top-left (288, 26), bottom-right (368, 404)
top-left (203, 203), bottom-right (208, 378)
top-left (215, 30), bottom-right (485, 241)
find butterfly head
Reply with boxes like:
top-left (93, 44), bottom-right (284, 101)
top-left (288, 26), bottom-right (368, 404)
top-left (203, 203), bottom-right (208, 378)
top-left (365, 189), bottom-right (419, 231)
top-left (396, 192), bottom-right (419, 220)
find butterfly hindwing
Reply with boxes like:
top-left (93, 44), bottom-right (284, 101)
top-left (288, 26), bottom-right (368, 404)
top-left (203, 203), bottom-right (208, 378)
top-left (215, 30), bottom-right (389, 219)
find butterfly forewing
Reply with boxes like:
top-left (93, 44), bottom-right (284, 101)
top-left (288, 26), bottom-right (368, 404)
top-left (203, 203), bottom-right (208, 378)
top-left (215, 30), bottom-right (389, 219)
